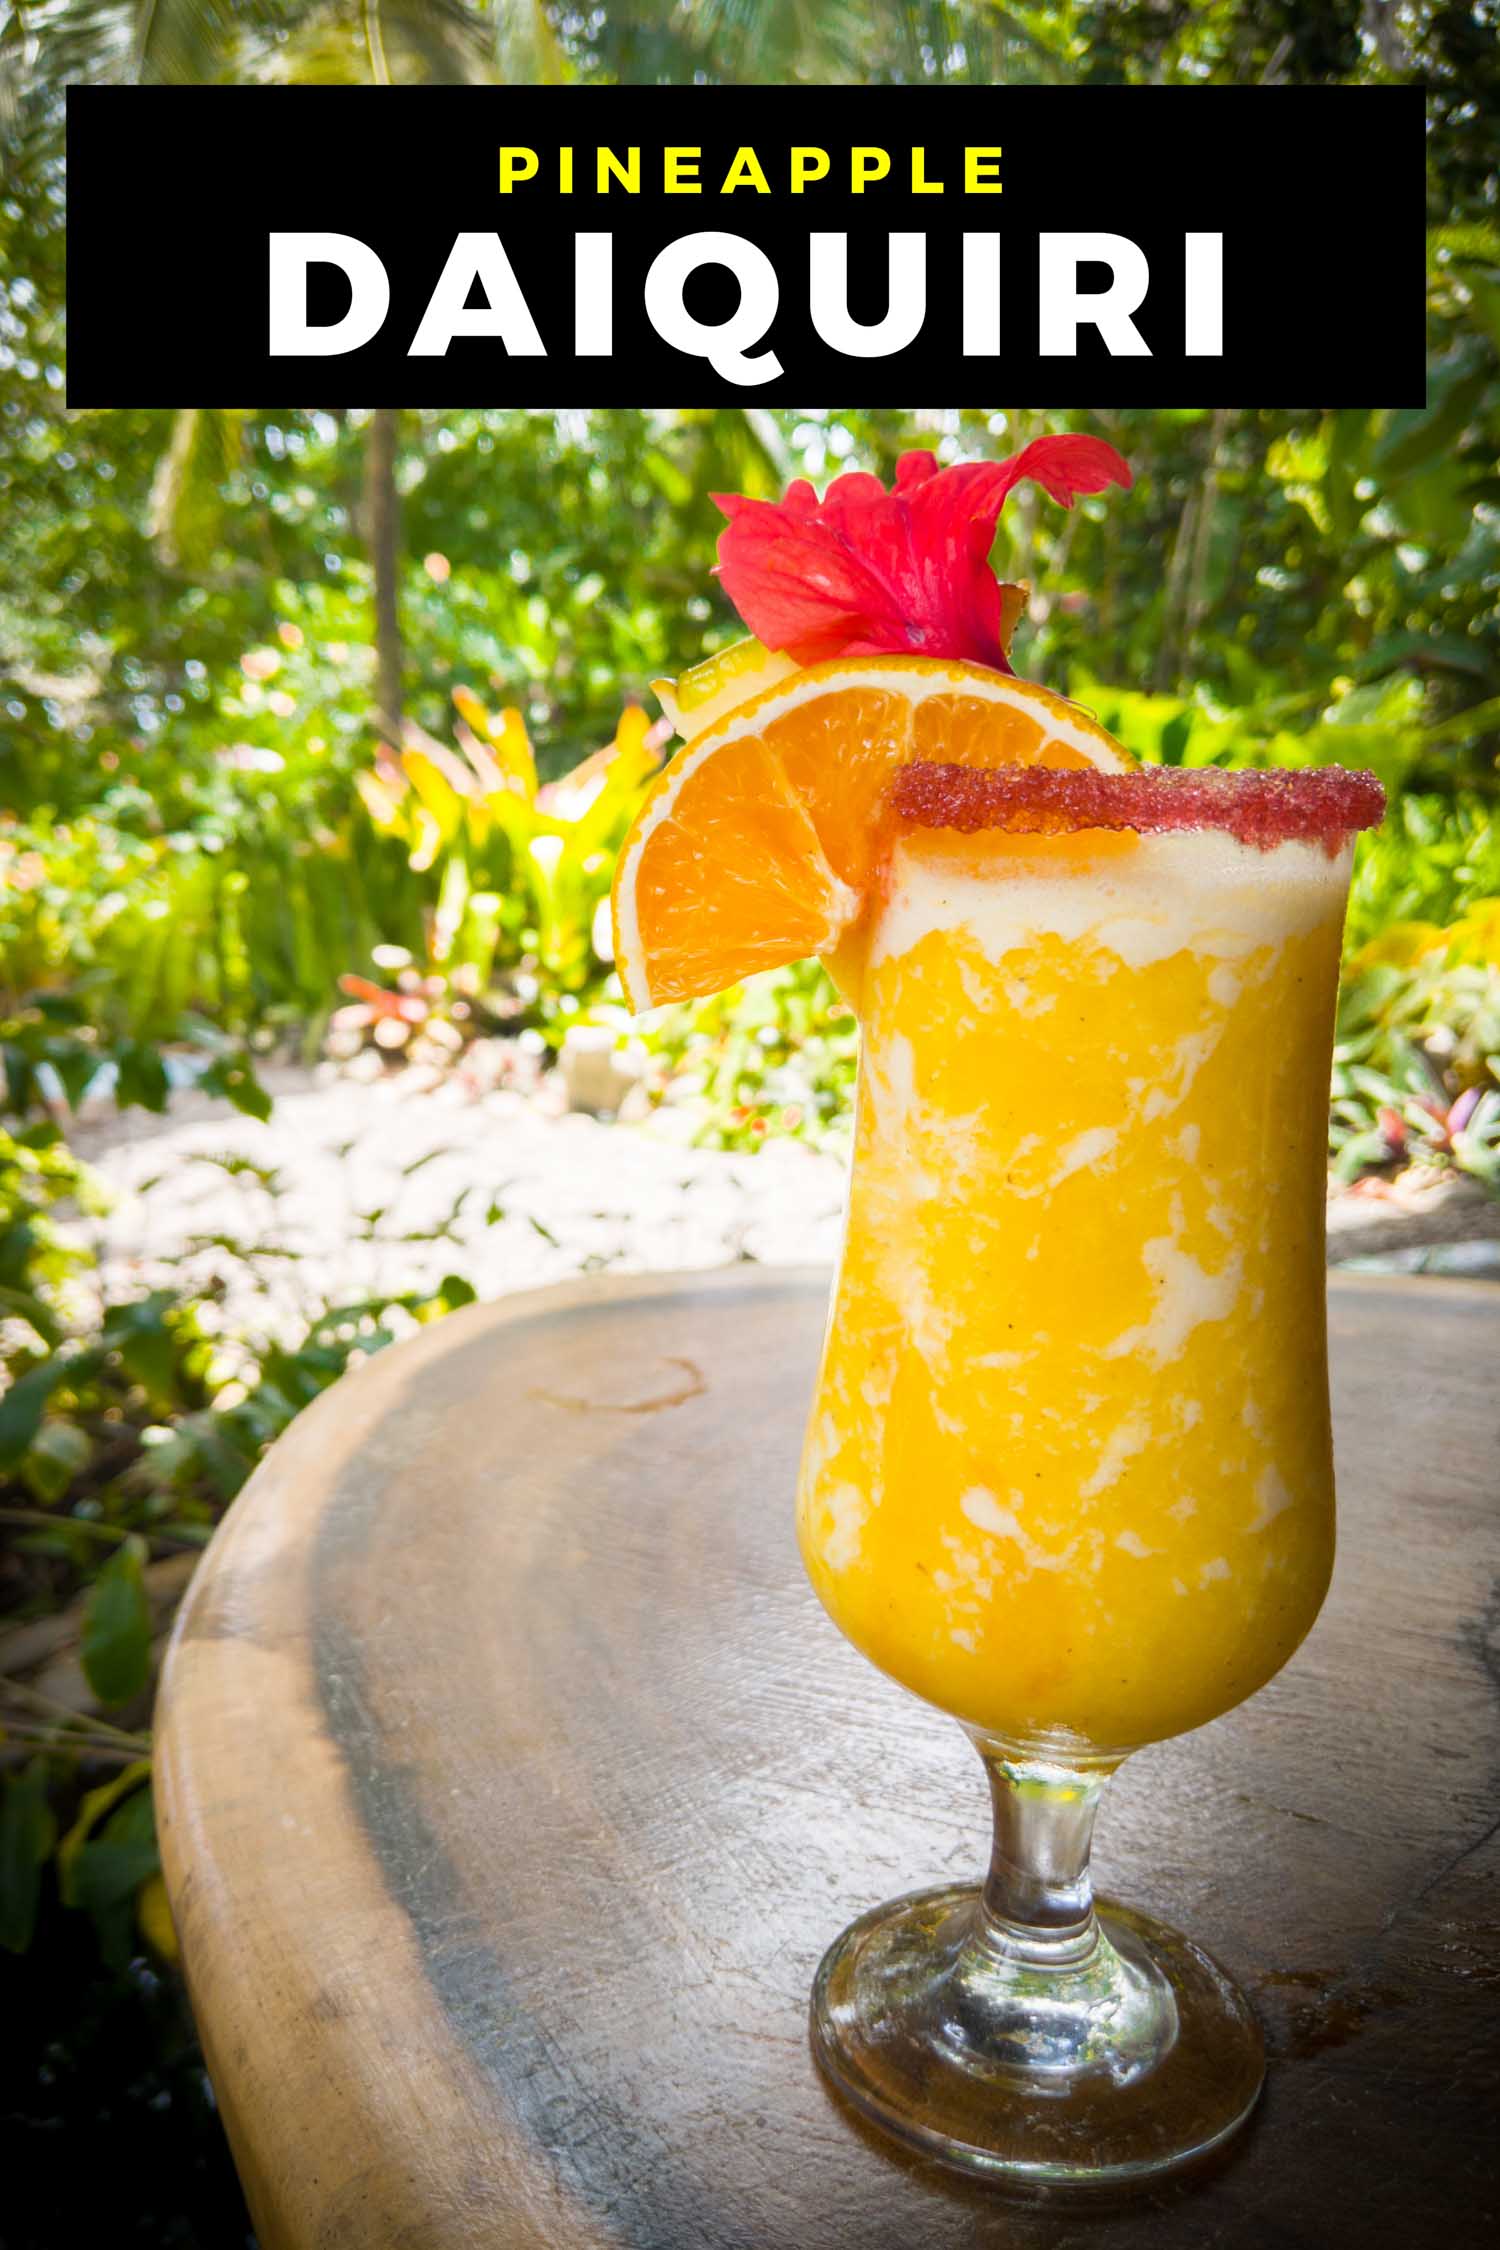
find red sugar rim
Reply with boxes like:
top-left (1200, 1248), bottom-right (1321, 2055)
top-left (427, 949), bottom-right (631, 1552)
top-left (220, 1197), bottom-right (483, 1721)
top-left (891, 761), bottom-right (1386, 855)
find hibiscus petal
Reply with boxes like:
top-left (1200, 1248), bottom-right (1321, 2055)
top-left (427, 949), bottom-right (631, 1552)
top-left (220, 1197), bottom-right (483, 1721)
top-left (713, 435), bottom-right (1132, 671)
top-left (709, 518), bottom-right (903, 661)
top-left (894, 451), bottom-right (939, 489)
top-left (1003, 433), bottom-right (1134, 504)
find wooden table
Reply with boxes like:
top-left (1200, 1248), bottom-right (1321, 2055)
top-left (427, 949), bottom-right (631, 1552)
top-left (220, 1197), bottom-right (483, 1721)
top-left (155, 1268), bottom-right (1500, 2250)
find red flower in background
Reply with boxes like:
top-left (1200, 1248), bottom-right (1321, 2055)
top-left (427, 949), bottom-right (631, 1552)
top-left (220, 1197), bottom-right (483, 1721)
top-left (713, 435), bottom-right (1132, 673)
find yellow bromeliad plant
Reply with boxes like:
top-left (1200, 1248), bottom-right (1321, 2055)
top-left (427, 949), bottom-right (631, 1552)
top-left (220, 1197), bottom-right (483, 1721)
top-left (1333, 896), bottom-right (1500, 1193)
top-left (1349, 899), bottom-right (1500, 973)
top-left (354, 692), bottom-right (666, 1010)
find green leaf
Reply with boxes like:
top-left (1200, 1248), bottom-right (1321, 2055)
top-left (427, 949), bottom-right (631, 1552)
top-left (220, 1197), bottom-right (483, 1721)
top-left (1376, 363), bottom-right (1493, 480)
top-left (46, 1038), bottom-right (101, 1111)
top-left (20, 1418), bottom-right (94, 1505)
top-left (113, 1041), bottom-right (170, 1115)
top-left (81, 1535), bottom-right (153, 1708)
top-left (199, 1052), bottom-right (273, 1122)
top-left (1453, 272), bottom-right (1500, 358)
top-left (103, 1293), bottom-right (186, 1411)
top-left (400, 1145), bottom-right (454, 1179)
top-left (177, 1409), bottom-right (252, 1502)
top-left (30, 992), bottom-right (88, 1028)
top-left (0, 1283), bottom-right (63, 1349)
top-left (0, 1356), bottom-right (70, 1468)
top-left (0, 1761), bottom-right (56, 1955)
top-left (1, 1044), bottom-right (41, 1116)
top-left (69, 1786), bottom-right (160, 1969)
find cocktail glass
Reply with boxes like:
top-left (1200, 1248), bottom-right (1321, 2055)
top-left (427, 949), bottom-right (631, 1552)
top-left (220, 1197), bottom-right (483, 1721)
top-left (798, 770), bottom-right (1377, 2187)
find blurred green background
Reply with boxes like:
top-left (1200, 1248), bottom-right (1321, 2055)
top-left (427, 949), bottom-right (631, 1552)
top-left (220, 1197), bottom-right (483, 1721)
top-left (3, 5), bottom-right (1498, 2245)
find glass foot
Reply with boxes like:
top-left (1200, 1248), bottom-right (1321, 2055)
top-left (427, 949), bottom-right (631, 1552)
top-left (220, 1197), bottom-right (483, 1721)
top-left (811, 1881), bottom-right (1263, 2190)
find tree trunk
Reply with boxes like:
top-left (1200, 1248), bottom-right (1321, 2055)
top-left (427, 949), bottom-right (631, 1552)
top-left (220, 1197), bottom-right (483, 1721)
top-left (1152, 484), bottom-right (1198, 693)
top-left (365, 407), bottom-right (403, 743)
top-left (1182, 406), bottom-right (1233, 674)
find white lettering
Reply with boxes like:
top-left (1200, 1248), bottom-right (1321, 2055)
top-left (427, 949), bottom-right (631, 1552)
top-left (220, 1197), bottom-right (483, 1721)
top-left (808, 232), bottom-right (926, 357)
top-left (643, 231), bottom-right (782, 386)
top-left (962, 232), bottom-right (1000, 356)
top-left (575, 233), bottom-right (613, 356)
top-left (1038, 231), bottom-right (1151, 357)
top-left (1184, 232), bottom-right (1223, 356)
top-left (268, 232), bottom-right (389, 356)
top-left (408, 232), bottom-right (546, 358)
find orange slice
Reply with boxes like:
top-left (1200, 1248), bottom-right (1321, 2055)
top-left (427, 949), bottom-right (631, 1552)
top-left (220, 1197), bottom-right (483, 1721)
top-left (611, 657), bottom-right (1132, 1011)
top-left (652, 637), bottom-right (799, 743)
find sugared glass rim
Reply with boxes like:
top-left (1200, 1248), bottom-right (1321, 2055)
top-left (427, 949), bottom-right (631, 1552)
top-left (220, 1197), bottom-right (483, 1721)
top-left (891, 761), bottom-right (1385, 855)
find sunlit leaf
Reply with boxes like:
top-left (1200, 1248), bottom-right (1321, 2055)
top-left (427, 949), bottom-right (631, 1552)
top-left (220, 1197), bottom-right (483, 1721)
top-left (58, 1759), bottom-right (154, 1907)
top-left (136, 1870), bottom-right (178, 1961)
top-left (68, 1786), bottom-right (160, 1969)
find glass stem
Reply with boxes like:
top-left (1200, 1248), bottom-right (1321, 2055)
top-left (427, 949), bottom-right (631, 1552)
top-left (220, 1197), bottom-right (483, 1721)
top-left (972, 1739), bottom-right (1117, 1973)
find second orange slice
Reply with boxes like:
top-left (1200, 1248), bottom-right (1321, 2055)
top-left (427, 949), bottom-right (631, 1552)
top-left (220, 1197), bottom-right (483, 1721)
top-left (611, 656), bottom-right (1132, 1011)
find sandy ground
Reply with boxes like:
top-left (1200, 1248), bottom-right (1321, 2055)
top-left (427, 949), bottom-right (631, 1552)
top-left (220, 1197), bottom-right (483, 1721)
top-left (72, 1065), bottom-right (851, 1345)
top-left (67, 1060), bottom-right (1500, 1356)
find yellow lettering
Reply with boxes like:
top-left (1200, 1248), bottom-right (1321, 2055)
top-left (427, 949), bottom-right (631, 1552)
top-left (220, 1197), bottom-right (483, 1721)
top-left (663, 146), bottom-right (702, 193)
top-left (499, 148), bottom-right (539, 194)
top-left (964, 146), bottom-right (1003, 194)
top-left (721, 145), bottom-right (771, 195)
top-left (791, 147), bottom-right (831, 193)
top-left (597, 146), bottom-right (641, 194)
top-left (851, 146), bottom-right (891, 192)
top-left (911, 147), bottom-right (944, 194)
top-left (560, 146), bottom-right (573, 194)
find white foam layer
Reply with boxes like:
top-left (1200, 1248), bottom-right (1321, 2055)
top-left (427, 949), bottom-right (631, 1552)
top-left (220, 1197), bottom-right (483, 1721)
top-left (874, 827), bottom-right (1352, 972)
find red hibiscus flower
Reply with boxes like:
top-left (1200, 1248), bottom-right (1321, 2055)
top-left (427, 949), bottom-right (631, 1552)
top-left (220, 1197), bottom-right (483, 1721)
top-left (712, 434), bottom-right (1131, 674)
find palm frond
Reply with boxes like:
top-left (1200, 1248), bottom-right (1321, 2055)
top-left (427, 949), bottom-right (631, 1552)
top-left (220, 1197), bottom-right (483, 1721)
top-left (145, 405), bottom-right (245, 567)
top-left (247, 0), bottom-right (498, 85)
